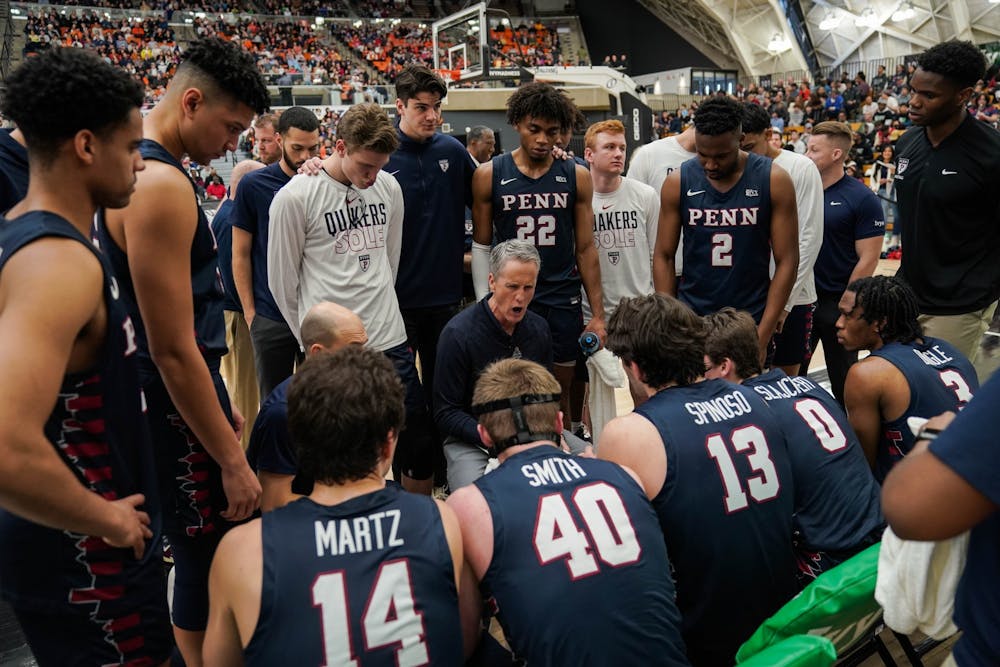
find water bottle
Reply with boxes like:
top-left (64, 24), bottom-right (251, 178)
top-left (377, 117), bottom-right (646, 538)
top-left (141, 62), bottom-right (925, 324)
top-left (578, 331), bottom-right (601, 357)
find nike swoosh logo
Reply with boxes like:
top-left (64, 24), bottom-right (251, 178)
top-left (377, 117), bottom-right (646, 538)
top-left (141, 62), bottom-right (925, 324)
top-left (687, 189), bottom-right (705, 196)
top-left (941, 169), bottom-right (958, 175)
top-left (501, 178), bottom-right (518, 185)
top-left (830, 201), bottom-right (843, 206)
top-left (602, 203), bottom-right (613, 210)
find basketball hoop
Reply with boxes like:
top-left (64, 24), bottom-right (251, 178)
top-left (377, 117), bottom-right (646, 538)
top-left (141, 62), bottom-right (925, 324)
top-left (435, 68), bottom-right (461, 83)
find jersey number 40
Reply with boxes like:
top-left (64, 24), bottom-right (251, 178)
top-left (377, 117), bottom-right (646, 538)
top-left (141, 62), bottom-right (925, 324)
top-left (533, 481), bottom-right (642, 579)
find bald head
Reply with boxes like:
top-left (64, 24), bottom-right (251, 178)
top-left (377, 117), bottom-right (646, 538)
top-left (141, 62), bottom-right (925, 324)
top-left (228, 159), bottom-right (265, 200)
top-left (300, 301), bottom-right (368, 354)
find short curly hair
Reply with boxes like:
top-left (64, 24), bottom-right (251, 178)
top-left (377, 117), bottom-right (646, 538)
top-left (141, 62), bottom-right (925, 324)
top-left (0, 47), bottom-right (144, 167)
top-left (739, 102), bottom-right (771, 135)
top-left (176, 38), bottom-right (269, 114)
top-left (287, 346), bottom-right (405, 485)
top-left (506, 81), bottom-right (576, 130)
top-left (606, 294), bottom-right (706, 389)
top-left (693, 96), bottom-right (743, 136)
top-left (917, 40), bottom-right (986, 89)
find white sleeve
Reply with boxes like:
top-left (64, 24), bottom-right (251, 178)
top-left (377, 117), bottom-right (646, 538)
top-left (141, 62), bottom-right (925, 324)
top-left (627, 145), bottom-right (650, 186)
top-left (386, 179), bottom-right (404, 283)
top-left (267, 186), bottom-right (306, 343)
top-left (472, 242), bottom-right (491, 300)
top-left (643, 183), bottom-right (661, 272)
top-left (789, 161), bottom-right (825, 308)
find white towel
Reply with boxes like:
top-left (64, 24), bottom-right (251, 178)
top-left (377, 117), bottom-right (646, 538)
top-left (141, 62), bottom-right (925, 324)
top-left (586, 349), bottom-right (626, 449)
top-left (874, 526), bottom-right (968, 639)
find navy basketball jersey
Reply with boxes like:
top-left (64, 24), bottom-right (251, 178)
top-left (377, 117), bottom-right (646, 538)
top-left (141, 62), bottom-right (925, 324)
top-left (678, 152), bottom-right (773, 321)
top-left (0, 212), bottom-right (167, 655)
top-left (870, 337), bottom-right (978, 481)
top-left (743, 369), bottom-right (883, 555)
top-left (635, 379), bottom-right (798, 667)
top-left (95, 138), bottom-right (227, 382)
top-left (491, 153), bottom-right (579, 307)
top-left (474, 447), bottom-right (689, 666)
top-left (244, 486), bottom-right (462, 666)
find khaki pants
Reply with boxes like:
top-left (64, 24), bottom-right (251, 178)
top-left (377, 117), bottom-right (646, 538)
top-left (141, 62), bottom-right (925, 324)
top-left (919, 301), bottom-right (998, 383)
top-left (220, 310), bottom-right (259, 449)
top-left (941, 654), bottom-right (959, 667)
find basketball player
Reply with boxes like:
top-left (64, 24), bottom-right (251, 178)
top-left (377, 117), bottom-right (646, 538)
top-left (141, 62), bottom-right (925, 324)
top-left (204, 347), bottom-right (463, 666)
top-left (584, 119), bottom-right (659, 405)
top-left (267, 103), bottom-right (436, 496)
top-left (250, 301), bottom-right (368, 511)
top-left (0, 48), bottom-right (170, 667)
top-left (894, 41), bottom-right (1000, 378)
top-left (447, 358), bottom-right (690, 665)
top-left (840, 276), bottom-right (978, 482)
top-left (0, 123), bottom-right (27, 213)
top-left (471, 82), bottom-right (606, 429)
top-left (653, 96), bottom-right (799, 363)
top-left (212, 158), bottom-right (264, 449)
top-left (802, 121), bottom-right (884, 404)
top-left (599, 294), bottom-right (798, 666)
top-left (703, 308), bottom-right (883, 581)
top-left (883, 374), bottom-right (1000, 666)
top-left (740, 102), bottom-right (823, 375)
top-left (232, 107), bottom-right (320, 398)
top-left (96, 38), bottom-right (270, 666)
top-left (251, 113), bottom-right (281, 165)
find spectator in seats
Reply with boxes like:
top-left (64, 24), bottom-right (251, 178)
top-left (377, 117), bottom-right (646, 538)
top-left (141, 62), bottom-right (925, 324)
top-left (882, 370), bottom-right (1000, 667)
top-left (446, 357), bottom-right (690, 665)
top-left (599, 294), bottom-right (798, 666)
top-left (872, 65), bottom-right (888, 94)
top-left (205, 174), bottom-right (226, 200)
top-left (703, 308), bottom-right (884, 582)
top-left (253, 113), bottom-right (281, 165)
top-left (894, 40), bottom-right (1000, 377)
top-left (840, 276), bottom-right (978, 482)
top-left (248, 301), bottom-right (368, 511)
top-left (868, 144), bottom-right (898, 243)
top-left (204, 346), bottom-right (463, 666)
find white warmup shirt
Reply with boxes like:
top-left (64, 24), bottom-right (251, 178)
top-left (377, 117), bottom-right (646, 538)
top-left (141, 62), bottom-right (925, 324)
top-left (771, 150), bottom-right (824, 309)
top-left (583, 176), bottom-right (659, 321)
top-left (627, 136), bottom-right (697, 274)
top-left (267, 169), bottom-right (407, 351)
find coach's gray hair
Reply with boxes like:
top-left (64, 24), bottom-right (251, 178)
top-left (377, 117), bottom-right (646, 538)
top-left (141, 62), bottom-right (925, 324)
top-left (490, 240), bottom-right (541, 277)
top-left (468, 126), bottom-right (493, 142)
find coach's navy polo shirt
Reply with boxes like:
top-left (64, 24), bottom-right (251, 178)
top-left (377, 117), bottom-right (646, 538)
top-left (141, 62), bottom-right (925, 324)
top-left (209, 198), bottom-right (241, 312)
top-left (0, 129), bottom-right (28, 213)
top-left (231, 161), bottom-right (291, 321)
top-left (815, 174), bottom-right (885, 294)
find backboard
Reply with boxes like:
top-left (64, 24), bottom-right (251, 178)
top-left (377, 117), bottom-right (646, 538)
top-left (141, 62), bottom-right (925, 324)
top-left (432, 2), bottom-right (486, 82)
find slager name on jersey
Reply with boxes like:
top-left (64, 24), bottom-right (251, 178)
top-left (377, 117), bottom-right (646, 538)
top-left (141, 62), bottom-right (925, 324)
top-left (687, 206), bottom-right (761, 227)
top-left (323, 202), bottom-right (390, 254)
top-left (520, 455), bottom-right (588, 487)
top-left (314, 508), bottom-right (403, 557)
top-left (685, 389), bottom-right (755, 425)
top-left (752, 374), bottom-right (819, 401)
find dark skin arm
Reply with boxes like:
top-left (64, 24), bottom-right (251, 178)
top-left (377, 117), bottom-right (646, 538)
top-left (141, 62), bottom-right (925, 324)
top-left (573, 165), bottom-right (606, 341)
top-left (759, 164), bottom-right (799, 361)
top-left (652, 171), bottom-right (682, 295)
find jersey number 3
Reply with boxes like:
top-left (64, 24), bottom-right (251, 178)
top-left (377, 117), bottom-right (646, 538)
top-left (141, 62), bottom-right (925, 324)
top-left (313, 560), bottom-right (428, 666)
top-left (533, 481), bottom-right (641, 579)
top-left (516, 214), bottom-right (557, 247)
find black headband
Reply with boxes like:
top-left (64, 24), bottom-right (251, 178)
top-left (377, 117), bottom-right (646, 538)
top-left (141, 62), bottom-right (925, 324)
top-left (471, 393), bottom-right (561, 450)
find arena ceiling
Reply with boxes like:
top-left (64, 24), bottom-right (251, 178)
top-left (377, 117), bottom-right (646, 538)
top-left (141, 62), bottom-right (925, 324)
top-left (638, 0), bottom-right (1000, 76)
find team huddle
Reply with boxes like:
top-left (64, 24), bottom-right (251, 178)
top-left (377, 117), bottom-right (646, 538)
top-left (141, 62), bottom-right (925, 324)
top-left (0, 33), bottom-right (996, 667)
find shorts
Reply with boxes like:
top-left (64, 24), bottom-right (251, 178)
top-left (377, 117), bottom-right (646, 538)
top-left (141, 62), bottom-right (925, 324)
top-left (528, 302), bottom-right (584, 364)
top-left (772, 303), bottom-right (816, 367)
top-left (15, 566), bottom-right (172, 666)
top-left (168, 530), bottom-right (222, 631)
top-left (384, 343), bottom-right (435, 480)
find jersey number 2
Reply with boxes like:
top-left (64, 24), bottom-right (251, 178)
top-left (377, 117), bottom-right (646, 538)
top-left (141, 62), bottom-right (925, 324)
top-left (312, 560), bottom-right (428, 666)
top-left (711, 233), bottom-right (733, 267)
top-left (533, 481), bottom-right (641, 579)
top-left (516, 214), bottom-right (557, 247)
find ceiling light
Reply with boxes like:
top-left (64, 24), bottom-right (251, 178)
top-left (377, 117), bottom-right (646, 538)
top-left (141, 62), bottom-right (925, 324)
top-left (819, 11), bottom-right (841, 30)
top-left (892, 2), bottom-right (916, 21)
top-left (767, 33), bottom-right (792, 54)
top-left (855, 7), bottom-right (878, 27)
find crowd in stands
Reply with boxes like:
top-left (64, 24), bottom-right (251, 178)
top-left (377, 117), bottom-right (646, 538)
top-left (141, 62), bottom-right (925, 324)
top-left (23, 8), bottom-right (179, 105)
top-left (488, 21), bottom-right (562, 68)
